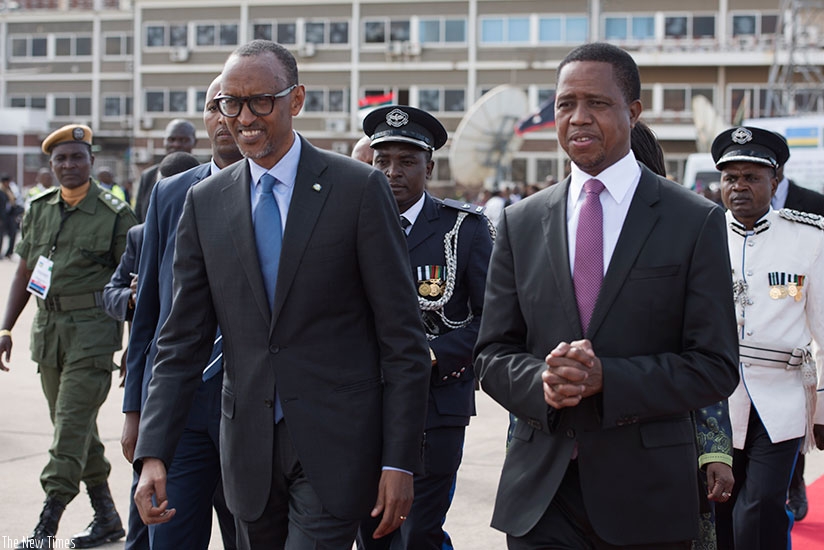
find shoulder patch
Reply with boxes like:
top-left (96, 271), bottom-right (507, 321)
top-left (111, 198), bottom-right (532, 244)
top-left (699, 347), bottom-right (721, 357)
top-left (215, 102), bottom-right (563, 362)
top-left (97, 190), bottom-right (130, 214)
top-left (778, 208), bottom-right (824, 230)
top-left (441, 197), bottom-right (486, 216)
top-left (30, 186), bottom-right (59, 202)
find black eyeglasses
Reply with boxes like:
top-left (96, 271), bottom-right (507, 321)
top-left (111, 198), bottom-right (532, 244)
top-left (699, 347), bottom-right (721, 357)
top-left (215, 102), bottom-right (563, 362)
top-left (215, 84), bottom-right (297, 118)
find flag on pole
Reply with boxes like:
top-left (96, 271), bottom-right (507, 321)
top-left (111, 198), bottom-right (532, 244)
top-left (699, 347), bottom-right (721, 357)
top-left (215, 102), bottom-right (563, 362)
top-left (358, 92), bottom-right (395, 126)
top-left (515, 96), bottom-right (555, 136)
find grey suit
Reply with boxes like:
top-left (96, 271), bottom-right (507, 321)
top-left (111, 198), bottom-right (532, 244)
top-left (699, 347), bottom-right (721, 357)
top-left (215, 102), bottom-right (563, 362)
top-left (134, 136), bottom-right (430, 523)
top-left (475, 165), bottom-right (739, 546)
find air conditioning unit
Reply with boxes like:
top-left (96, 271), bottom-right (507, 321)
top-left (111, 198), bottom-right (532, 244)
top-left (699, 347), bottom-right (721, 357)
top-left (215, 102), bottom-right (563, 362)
top-left (404, 41), bottom-right (421, 56)
top-left (325, 118), bottom-right (347, 133)
top-left (299, 42), bottom-right (316, 58)
top-left (141, 116), bottom-right (153, 130)
top-left (388, 41), bottom-right (404, 57)
top-left (132, 148), bottom-right (152, 163)
top-left (169, 47), bottom-right (190, 63)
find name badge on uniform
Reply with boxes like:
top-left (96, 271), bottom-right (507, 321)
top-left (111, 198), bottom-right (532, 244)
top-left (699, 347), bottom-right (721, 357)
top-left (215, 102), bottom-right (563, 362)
top-left (27, 255), bottom-right (54, 299)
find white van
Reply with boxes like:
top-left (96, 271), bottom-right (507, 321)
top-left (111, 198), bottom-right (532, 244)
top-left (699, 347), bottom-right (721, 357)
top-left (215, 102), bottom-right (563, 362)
top-left (682, 153), bottom-right (719, 193)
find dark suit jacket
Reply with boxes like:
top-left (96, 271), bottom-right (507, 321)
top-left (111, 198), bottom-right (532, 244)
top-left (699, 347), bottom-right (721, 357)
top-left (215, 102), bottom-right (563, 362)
top-left (134, 164), bottom-right (159, 223)
top-left (123, 163), bottom-right (212, 414)
top-left (785, 179), bottom-right (824, 216)
top-left (408, 193), bottom-right (492, 428)
top-left (134, 136), bottom-right (430, 522)
top-left (475, 165), bottom-right (739, 545)
top-left (102, 223), bottom-right (144, 322)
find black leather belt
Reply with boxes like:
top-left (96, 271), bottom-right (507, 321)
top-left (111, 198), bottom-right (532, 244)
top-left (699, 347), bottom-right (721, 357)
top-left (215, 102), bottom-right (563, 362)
top-left (37, 291), bottom-right (103, 312)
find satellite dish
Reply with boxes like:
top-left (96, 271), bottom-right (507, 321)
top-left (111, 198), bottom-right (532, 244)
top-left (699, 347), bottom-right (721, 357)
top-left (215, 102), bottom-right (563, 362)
top-left (692, 95), bottom-right (728, 153)
top-left (449, 85), bottom-right (529, 191)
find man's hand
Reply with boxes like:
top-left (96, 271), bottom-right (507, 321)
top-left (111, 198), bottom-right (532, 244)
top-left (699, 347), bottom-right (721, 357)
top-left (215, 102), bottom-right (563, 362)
top-left (542, 340), bottom-right (603, 409)
top-left (0, 334), bottom-right (11, 372)
top-left (705, 462), bottom-right (734, 502)
top-left (814, 424), bottom-right (824, 450)
top-left (134, 457), bottom-right (176, 525)
top-left (369, 469), bottom-right (414, 539)
top-left (121, 411), bottom-right (140, 463)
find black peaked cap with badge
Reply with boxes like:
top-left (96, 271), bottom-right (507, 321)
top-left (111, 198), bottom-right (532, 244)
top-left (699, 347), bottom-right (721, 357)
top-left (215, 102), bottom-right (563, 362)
top-left (711, 126), bottom-right (790, 170)
top-left (364, 105), bottom-right (448, 152)
top-left (42, 124), bottom-right (93, 155)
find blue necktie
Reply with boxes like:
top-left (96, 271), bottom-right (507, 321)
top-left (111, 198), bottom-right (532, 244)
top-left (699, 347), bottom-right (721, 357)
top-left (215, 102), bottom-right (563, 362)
top-left (201, 332), bottom-right (223, 381)
top-left (254, 173), bottom-right (283, 309)
top-left (254, 173), bottom-right (284, 422)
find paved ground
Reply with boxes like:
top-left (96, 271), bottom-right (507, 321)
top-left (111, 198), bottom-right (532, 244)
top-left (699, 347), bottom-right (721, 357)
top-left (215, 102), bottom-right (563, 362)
top-left (0, 253), bottom-right (821, 549)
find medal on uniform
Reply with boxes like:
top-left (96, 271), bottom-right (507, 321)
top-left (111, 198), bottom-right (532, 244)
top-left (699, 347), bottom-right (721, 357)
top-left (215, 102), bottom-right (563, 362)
top-left (768, 272), bottom-right (785, 300)
top-left (795, 274), bottom-right (805, 302)
top-left (417, 265), bottom-right (445, 299)
top-left (418, 282), bottom-right (431, 296)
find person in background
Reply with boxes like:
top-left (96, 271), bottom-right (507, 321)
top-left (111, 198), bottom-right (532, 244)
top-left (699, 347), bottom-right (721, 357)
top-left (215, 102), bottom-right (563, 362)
top-left (26, 168), bottom-right (55, 206)
top-left (133, 118), bottom-right (197, 222)
top-left (475, 42), bottom-right (738, 549)
top-left (1, 174), bottom-right (22, 258)
top-left (351, 134), bottom-right (374, 164)
top-left (357, 105), bottom-right (493, 550)
top-left (0, 124), bottom-right (137, 549)
top-left (96, 167), bottom-right (127, 203)
top-left (121, 76), bottom-right (241, 550)
top-left (711, 126), bottom-right (824, 550)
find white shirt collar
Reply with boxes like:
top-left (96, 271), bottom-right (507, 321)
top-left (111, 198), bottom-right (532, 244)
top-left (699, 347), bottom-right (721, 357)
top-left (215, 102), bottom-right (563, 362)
top-left (400, 192), bottom-right (427, 231)
top-left (569, 149), bottom-right (640, 206)
top-left (248, 130), bottom-right (301, 189)
top-left (772, 176), bottom-right (789, 210)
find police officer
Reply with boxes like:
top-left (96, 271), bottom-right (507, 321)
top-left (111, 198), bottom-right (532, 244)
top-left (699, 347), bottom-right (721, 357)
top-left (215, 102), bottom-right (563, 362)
top-left (357, 106), bottom-right (493, 550)
top-left (711, 126), bottom-right (824, 550)
top-left (0, 124), bottom-right (137, 549)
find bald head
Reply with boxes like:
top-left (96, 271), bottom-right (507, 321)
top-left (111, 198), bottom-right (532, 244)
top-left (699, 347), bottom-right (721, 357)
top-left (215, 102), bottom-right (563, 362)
top-left (164, 118), bottom-right (197, 154)
top-left (351, 135), bottom-right (373, 165)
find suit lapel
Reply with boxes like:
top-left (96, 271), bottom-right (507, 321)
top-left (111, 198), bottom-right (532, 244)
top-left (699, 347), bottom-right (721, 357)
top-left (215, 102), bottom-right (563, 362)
top-left (221, 162), bottom-right (273, 322)
top-left (542, 180), bottom-right (583, 338)
top-left (406, 194), bottom-right (438, 252)
top-left (271, 137), bottom-right (330, 328)
top-left (588, 167), bottom-right (660, 338)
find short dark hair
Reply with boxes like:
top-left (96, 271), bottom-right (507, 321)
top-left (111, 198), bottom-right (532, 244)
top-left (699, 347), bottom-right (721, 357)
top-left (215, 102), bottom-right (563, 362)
top-left (159, 151), bottom-right (200, 178)
top-left (558, 42), bottom-right (641, 105)
top-left (232, 40), bottom-right (299, 88)
top-left (631, 121), bottom-right (666, 177)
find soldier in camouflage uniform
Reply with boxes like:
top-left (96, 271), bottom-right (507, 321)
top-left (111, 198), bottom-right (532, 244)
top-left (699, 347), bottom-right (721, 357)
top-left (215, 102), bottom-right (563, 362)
top-left (0, 124), bottom-right (137, 549)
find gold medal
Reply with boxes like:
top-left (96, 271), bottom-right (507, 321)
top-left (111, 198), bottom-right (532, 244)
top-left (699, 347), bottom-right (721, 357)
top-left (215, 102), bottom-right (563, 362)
top-left (419, 282), bottom-right (431, 296)
top-left (769, 286), bottom-right (782, 300)
top-left (778, 285), bottom-right (788, 299)
top-left (788, 283), bottom-right (798, 297)
top-left (795, 290), bottom-right (803, 302)
top-left (429, 282), bottom-right (441, 297)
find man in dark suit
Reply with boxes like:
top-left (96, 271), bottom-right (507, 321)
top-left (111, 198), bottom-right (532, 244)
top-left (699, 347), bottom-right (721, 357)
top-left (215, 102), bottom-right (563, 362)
top-left (474, 42), bottom-right (739, 549)
top-left (121, 76), bottom-right (241, 550)
top-left (357, 106), bottom-right (493, 550)
top-left (133, 40), bottom-right (430, 548)
top-left (132, 118), bottom-right (197, 222)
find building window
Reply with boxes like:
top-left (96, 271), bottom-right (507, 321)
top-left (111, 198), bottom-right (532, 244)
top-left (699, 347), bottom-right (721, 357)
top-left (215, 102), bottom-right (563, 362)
top-left (104, 33), bottom-right (133, 56)
top-left (420, 18), bottom-right (467, 44)
top-left (481, 17), bottom-right (530, 44)
top-left (195, 91), bottom-right (207, 112)
top-left (195, 23), bottom-right (239, 47)
top-left (145, 90), bottom-right (189, 113)
top-left (364, 19), bottom-right (410, 44)
top-left (10, 36), bottom-right (48, 58)
top-left (55, 35), bottom-right (93, 57)
top-left (419, 88), bottom-right (466, 112)
top-left (252, 21), bottom-right (297, 44)
top-left (604, 15), bottom-right (655, 41)
top-left (303, 88), bottom-right (349, 113)
top-left (146, 25), bottom-right (165, 47)
top-left (8, 95), bottom-right (47, 109)
top-left (54, 95), bottom-right (92, 118)
top-left (303, 20), bottom-right (349, 45)
top-left (103, 95), bottom-right (133, 118)
top-left (663, 14), bottom-right (715, 40)
top-left (731, 13), bottom-right (779, 37)
top-left (537, 16), bottom-right (589, 44)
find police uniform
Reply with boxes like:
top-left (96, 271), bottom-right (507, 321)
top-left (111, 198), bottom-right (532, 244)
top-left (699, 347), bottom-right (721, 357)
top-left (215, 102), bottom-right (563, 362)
top-left (11, 124), bottom-right (136, 548)
top-left (710, 127), bottom-right (824, 550)
top-left (358, 107), bottom-right (493, 550)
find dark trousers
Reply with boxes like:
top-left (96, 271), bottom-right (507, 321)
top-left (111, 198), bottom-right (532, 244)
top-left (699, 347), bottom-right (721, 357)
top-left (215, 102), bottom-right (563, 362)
top-left (715, 406), bottom-right (801, 550)
top-left (126, 373), bottom-right (236, 549)
top-left (357, 426), bottom-right (465, 550)
top-left (236, 420), bottom-right (360, 550)
top-left (507, 461), bottom-right (692, 550)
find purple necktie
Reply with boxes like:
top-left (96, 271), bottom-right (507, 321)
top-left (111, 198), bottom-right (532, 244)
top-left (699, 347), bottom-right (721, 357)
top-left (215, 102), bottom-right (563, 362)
top-left (574, 178), bottom-right (605, 334)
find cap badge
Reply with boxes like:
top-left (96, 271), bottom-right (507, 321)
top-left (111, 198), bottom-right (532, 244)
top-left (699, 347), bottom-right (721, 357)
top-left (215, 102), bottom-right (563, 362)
top-left (731, 127), bottom-right (753, 145)
top-left (386, 108), bottom-right (409, 128)
top-left (72, 127), bottom-right (85, 140)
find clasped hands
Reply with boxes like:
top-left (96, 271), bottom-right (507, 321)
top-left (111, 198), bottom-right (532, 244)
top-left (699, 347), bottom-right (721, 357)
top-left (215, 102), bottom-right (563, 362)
top-left (542, 339), bottom-right (603, 409)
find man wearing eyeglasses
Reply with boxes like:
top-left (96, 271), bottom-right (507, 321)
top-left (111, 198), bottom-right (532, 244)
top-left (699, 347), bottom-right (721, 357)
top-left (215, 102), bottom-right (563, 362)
top-left (133, 40), bottom-right (430, 549)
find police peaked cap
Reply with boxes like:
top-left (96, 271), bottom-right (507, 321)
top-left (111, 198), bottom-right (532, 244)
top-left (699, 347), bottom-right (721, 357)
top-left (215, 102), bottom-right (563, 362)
top-left (711, 126), bottom-right (790, 170)
top-left (364, 105), bottom-right (448, 152)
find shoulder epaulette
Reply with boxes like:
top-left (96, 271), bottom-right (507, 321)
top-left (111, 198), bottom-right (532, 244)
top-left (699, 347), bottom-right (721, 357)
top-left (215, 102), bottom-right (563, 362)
top-left (30, 186), bottom-right (59, 202)
top-left (95, 185), bottom-right (130, 214)
top-left (778, 208), bottom-right (824, 230)
top-left (441, 198), bottom-right (486, 216)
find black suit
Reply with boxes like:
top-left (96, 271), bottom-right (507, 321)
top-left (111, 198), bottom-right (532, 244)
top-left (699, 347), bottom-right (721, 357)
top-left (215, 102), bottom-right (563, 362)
top-left (134, 136), bottom-right (430, 534)
top-left (784, 179), bottom-right (824, 215)
top-left (133, 164), bottom-right (159, 223)
top-left (475, 165), bottom-right (739, 546)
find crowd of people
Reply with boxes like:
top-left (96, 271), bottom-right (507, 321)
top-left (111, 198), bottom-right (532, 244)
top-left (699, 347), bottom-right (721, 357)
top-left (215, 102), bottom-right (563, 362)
top-left (1, 38), bottom-right (823, 550)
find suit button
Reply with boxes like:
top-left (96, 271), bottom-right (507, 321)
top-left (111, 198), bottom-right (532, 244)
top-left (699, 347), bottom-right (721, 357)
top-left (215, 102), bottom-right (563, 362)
top-left (565, 429), bottom-right (575, 439)
top-left (264, 399), bottom-right (273, 408)
top-left (269, 345), bottom-right (280, 354)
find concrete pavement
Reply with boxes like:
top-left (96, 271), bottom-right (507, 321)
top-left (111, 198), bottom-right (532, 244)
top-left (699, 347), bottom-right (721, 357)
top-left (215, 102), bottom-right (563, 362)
top-left (0, 253), bottom-right (822, 549)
